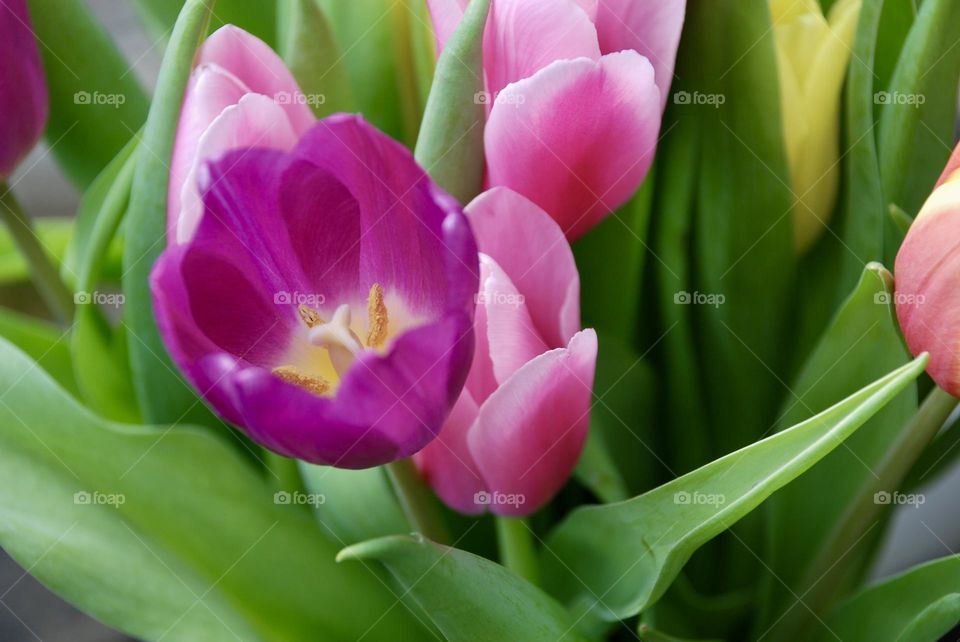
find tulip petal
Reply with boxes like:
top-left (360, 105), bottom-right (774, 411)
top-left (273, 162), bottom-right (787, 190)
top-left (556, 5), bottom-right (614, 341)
top-left (485, 52), bottom-right (661, 240)
top-left (467, 329), bottom-right (598, 515)
top-left (413, 391), bottom-right (486, 514)
top-left (478, 254), bottom-right (548, 385)
top-left (175, 93), bottom-right (301, 243)
top-left (594, 0), bottom-right (685, 110)
top-left (199, 25), bottom-right (314, 134)
top-left (292, 114), bottom-right (478, 317)
top-left (466, 188), bottom-right (580, 348)
top-left (0, 0), bottom-right (48, 178)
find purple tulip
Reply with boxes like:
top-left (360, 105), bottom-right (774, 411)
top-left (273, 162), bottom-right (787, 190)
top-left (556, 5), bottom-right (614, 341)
top-left (151, 115), bottom-right (479, 468)
top-left (0, 0), bottom-right (48, 179)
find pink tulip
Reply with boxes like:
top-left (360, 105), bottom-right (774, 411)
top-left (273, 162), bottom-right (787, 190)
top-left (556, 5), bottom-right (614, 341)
top-left (414, 187), bottom-right (598, 515)
top-left (0, 0), bottom-right (48, 180)
top-left (895, 143), bottom-right (960, 396)
top-left (168, 25), bottom-right (316, 244)
top-left (426, 0), bottom-right (685, 239)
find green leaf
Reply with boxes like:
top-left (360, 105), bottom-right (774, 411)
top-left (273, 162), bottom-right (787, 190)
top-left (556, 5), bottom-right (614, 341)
top-left (131, 0), bottom-right (276, 48)
top-left (540, 355), bottom-right (928, 626)
top-left (277, 0), bottom-right (354, 117)
top-left (122, 0), bottom-right (218, 425)
top-left (0, 337), bottom-right (426, 641)
top-left (26, 0), bottom-right (149, 187)
top-left (68, 139), bottom-right (141, 422)
top-left (414, 0), bottom-right (488, 203)
top-left (820, 556), bottom-right (960, 642)
top-left (637, 623), bottom-right (723, 642)
top-left (0, 306), bottom-right (76, 395)
top-left (878, 0), bottom-right (960, 220)
top-left (0, 218), bottom-right (72, 284)
top-left (299, 463), bottom-right (407, 544)
top-left (339, 535), bottom-right (589, 642)
top-left (759, 264), bottom-right (917, 637)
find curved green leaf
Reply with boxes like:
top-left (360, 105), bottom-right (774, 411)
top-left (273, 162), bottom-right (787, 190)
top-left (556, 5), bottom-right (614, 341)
top-left (820, 556), bottom-right (960, 642)
top-left (541, 356), bottom-right (928, 625)
top-left (0, 306), bottom-right (76, 395)
top-left (26, 0), bottom-right (149, 187)
top-left (414, 0), bottom-right (488, 203)
top-left (122, 0), bottom-right (217, 425)
top-left (339, 535), bottom-right (589, 642)
top-left (0, 337), bottom-right (426, 641)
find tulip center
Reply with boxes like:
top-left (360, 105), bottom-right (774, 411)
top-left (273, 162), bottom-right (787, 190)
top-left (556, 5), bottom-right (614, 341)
top-left (272, 284), bottom-right (390, 396)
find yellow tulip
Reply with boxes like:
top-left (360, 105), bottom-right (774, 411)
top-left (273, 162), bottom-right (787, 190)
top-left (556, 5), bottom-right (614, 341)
top-left (770, 0), bottom-right (861, 253)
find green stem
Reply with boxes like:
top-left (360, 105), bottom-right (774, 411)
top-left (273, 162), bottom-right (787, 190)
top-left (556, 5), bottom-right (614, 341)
top-left (0, 186), bottom-right (74, 324)
top-left (770, 385), bottom-right (959, 641)
top-left (386, 458), bottom-right (450, 544)
top-left (495, 516), bottom-right (540, 585)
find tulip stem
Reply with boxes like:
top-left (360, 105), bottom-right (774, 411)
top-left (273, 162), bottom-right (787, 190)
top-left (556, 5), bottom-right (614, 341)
top-left (0, 185), bottom-right (73, 324)
top-left (386, 458), bottom-right (450, 544)
top-left (496, 516), bottom-right (540, 585)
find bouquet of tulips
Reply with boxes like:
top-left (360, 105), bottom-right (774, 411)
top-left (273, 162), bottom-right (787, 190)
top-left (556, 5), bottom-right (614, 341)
top-left (3, 0), bottom-right (960, 639)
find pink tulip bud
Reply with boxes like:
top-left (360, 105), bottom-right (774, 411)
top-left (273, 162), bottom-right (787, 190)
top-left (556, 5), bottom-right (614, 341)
top-left (894, 143), bottom-right (960, 395)
top-left (414, 188), bottom-right (598, 516)
top-left (0, 0), bottom-right (49, 179)
top-left (168, 25), bottom-right (316, 244)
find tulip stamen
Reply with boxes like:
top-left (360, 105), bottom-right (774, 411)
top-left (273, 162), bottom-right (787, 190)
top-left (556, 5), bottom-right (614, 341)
top-left (367, 283), bottom-right (388, 348)
top-left (309, 303), bottom-right (364, 375)
top-left (272, 366), bottom-right (330, 396)
top-left (298, 304), bottom-right (323, 328)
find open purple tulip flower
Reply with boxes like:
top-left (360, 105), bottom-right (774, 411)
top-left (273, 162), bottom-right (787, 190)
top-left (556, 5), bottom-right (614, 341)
top-left (151, 115), bottom-right (479, 468)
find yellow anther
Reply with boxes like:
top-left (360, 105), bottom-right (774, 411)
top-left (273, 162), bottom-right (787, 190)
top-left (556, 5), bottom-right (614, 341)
top-left (272, 366), bottom-right (330, 396)
top-left (298, 304), bottom-right (323, 328)
top-left (366, 283), bottom-right (388, 348)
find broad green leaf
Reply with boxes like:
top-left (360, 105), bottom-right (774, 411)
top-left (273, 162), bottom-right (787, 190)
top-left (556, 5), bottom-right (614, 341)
top-left (0, 218), bottom-right (72, 284)
top-left (878, 0), bottom-right (960, 220)
top-left (122, 0), bottom-right (218, 425)
top-left (299, 463), bottom-right (407, 544)
top-left (318, 0), bottom-right (425, 145)
top-left (339, 535), bottom-right (589, 642)
top-left (68, 139), bottom-right (141, 422)
top-left (0, 337), bottom-right (426, 641)
top-left (131, 0), bottom-right (276, 47)
top-left (414, 0), bottom-right (488, 203)
top-left (576, 171), bottom-right (655, 345)
top-left (277, 0), bottom-right (354, 117)
top-left (819, 556), bottom-right (960, 642)
top-left (540, 356), bottom-right (927, 625)
top-left (26, 0), bottom-right (149, 187)
top-left (687, 0), bottom-right (796, 453)
top-left (759, 264), bottom-right (916, 638)
top-left (0, 306), bottom-right (76, 395)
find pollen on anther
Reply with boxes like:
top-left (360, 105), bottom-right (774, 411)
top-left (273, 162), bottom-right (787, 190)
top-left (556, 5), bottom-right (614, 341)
top-left (298, 304), bottom-right (323, 328)
top-left (366, 283), bottom-right (388, 348)
top-left (273, 366), bottom-right (330, 396)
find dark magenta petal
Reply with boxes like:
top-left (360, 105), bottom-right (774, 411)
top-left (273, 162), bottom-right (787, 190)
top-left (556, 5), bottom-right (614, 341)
top-left (0, 0), bottom-right (48, 178)
top-left (151, 116), bottom-right (479, 468)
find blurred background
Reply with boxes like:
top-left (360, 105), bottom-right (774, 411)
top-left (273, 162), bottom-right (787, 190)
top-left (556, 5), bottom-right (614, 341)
top-left (2, 1), bottom-right (959, 640)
